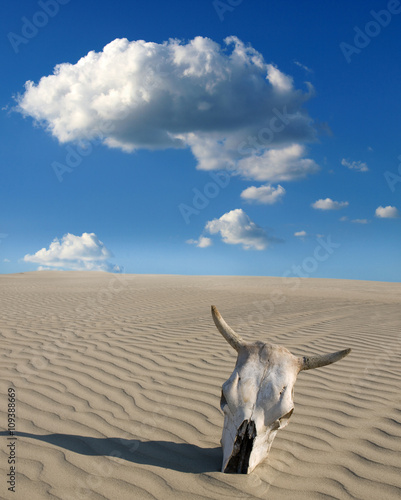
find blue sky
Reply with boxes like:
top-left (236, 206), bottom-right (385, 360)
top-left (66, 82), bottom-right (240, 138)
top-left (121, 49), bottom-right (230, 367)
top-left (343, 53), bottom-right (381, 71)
top-left (1, 0), bottom-right (400, 280)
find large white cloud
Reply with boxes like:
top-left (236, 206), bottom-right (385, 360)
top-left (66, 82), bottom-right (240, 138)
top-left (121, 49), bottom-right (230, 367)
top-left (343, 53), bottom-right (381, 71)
top-left (240, 183), bottom-right (285, 204)
top-left (204, 208), bottom-right (280, 250)
top-left (375, 205), bottom-right (399, 218)
top-left (24, 232), bottom-right (120, 272)
top-left (312, 198), bottom-right (349, 210)
top-left (16, 36), bottom-right (318, 181)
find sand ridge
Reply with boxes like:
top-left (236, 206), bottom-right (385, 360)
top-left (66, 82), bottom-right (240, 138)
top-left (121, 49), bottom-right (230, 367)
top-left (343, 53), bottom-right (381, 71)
top-left (0, 272), bottom-right (400, 499)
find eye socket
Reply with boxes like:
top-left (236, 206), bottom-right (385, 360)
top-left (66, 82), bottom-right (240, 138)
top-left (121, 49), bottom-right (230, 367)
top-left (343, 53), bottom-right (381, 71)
top-left (280, 408), bottom-right (294, 421)
top-left (278, 408), bottom-right (294, 427)
top-left (272, 408), bottom-right (294, 431)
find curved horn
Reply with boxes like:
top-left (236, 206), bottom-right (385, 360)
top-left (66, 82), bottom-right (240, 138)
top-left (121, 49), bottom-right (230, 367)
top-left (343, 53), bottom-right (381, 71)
top-left (299, 348), bottom-right (351, 371)
top-left (211, 306), bottom-right (244, 352)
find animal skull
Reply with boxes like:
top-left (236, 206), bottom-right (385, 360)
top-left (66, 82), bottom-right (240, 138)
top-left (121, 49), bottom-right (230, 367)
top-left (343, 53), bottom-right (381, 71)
top-left (211, 305), bottom-right (351, 474)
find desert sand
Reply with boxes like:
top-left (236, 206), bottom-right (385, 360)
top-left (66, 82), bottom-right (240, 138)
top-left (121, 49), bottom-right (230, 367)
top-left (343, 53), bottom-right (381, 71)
top-left (0, 271), bottom-right (400, 500)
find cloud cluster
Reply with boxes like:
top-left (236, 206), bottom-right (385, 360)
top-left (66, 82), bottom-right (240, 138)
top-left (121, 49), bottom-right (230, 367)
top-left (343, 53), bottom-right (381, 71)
top-left (236, 143), bottom-right (319, 182)
top-left (341, 158), bottom-right (369, 172)
top-left (312, 198), bottom-right (349, 210)
top-left (375, 205), bottom-right (399, 218)
top-left (186, 236), bottom-right (212, 248)
top-left (24, 232), bottom-right (120, 272)
top-left (201, 208), bottom-right (280, 250)
top-left (241, 183), bottom-right (285, 204)
top-left (16, 36), bottom-right (318, 181)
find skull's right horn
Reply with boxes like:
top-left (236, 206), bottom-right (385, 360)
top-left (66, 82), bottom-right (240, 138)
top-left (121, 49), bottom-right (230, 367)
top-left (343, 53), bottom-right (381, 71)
top-left (299, 348), bottom-right (351, 371)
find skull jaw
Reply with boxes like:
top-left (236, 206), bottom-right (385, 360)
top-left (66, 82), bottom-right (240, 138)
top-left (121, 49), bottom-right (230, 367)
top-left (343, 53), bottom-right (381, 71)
top-left (222, 420), bottom-right (279, 474)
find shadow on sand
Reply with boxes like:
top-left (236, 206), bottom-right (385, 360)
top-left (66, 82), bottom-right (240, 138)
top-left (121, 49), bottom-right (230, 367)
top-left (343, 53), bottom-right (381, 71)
top-left (0, 431), bottom-right (221, 474)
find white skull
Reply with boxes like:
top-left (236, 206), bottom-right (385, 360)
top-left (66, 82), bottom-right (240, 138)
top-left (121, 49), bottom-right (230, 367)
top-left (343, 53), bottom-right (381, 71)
top-left (211, 306), bottom-right (351, 474)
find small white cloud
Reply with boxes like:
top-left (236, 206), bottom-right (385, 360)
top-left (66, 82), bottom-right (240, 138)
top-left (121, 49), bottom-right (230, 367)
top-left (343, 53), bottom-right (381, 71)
top-left (237, 144), bottom-right (319, 183)
top-left (340, 216), bottom-right (348, 221)
top-left (186, 236), bottom-right (212, 248)
top-left (3, 258), bottom-right (10, 263)
top-left (341, 158), bottom-right (369, 172)
top-left (24, 232), bottom-right (120, 272)
top-left (240, 184), bottom-right (285, 204)
top-left (294, 230), bottom-right (307, 238)
top-left (367, 146), bottom-right (373, 152)
top-left (375, 206), bottom-right (400, 218)
top-left (293, 60), bottom-right (313, 73)
top-left (351, 219), bottom-right (369, 224)
top-left (204, 208), bottom-right (278, 250)
top-left (312, 198), bottom-right (349, 210)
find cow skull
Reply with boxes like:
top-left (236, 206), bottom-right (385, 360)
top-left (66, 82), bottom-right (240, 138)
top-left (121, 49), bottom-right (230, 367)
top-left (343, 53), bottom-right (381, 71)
top-left (211, 305), bottom-right (351, 474)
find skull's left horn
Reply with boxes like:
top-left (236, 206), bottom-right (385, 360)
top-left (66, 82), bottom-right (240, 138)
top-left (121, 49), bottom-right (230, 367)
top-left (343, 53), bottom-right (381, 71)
top-left (211, 306), bottom-right (244, 352)
top-left (299, 348), bottom-right (351, 371)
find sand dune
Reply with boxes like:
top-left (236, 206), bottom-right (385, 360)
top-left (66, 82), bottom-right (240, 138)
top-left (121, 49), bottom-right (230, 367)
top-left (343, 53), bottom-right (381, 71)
top-left (0, 271), bottom-right (400, 499)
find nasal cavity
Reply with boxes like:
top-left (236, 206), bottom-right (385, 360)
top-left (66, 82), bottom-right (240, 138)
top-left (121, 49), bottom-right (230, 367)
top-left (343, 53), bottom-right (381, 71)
top-left (224, 419), bottom-right (256, 474)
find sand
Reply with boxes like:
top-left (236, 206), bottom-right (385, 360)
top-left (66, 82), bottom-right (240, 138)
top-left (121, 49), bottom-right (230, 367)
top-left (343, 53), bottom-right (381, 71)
top-left (0, 271), bottom-right (400, 500)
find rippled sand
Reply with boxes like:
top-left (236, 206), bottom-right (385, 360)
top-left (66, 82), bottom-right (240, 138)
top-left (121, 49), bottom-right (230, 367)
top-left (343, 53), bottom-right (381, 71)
top-left (0, 271), bottom-right (400, 499)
